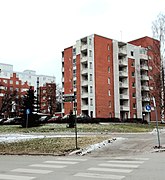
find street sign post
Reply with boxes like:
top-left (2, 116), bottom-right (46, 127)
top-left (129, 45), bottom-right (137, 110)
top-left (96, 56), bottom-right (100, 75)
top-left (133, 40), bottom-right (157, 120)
top-left (63, 93), bottom-right (78, 149)
top-left (145, 105), bottom-right (151, 125)
top-left (26, 109), bottom-right (30, 128)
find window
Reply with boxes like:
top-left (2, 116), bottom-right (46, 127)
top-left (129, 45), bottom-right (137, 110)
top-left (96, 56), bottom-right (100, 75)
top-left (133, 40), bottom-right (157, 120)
top-left (90, 86), bottom-right (93, 93)
top-left (131, 61), bottom-right (135, 67)
top-left (90, 98), bottom-right (93, 106)
top-left (132, 72), bottom-right (135, 77)
top-left (108, 90), bottom-right (111, 96)
top-left (90, 74), bottom-right (92, 81)
top-left (108, 55), bottom-right (110, 62)
top-left (107, 44), bottom-right (110, 51)
top-left (109, 101), bottom-right (111, 108)
top-left (89, 38), bottom-right (92, 45)
top-left (133, 103), bottom-right (136, 109)
top-left (108, 67), bottom-right (110, 73)
top-left (16, 81), bottom-right (19, 85)
top-left (10, 80), bottom-right (13, 84)
top-left (132, 93), bottom-right (136, 98)
top-left (73, 58), bottom-right (76, 64)
top-left (131, 51), bottom-right (134, 56)
top-left (73, 48), bottom-right (76, 56)
top-left (108, 78), bottom-right (110, 84)
top-left (90, 62), bottom-right (92, 69)
top-left (132, 82), bottom-right (135, 88)
top-left (89, 50), bottom-right (92, 57)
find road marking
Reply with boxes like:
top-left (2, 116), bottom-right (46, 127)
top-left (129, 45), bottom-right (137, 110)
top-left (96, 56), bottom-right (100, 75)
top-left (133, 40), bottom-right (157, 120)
top-left (30, 164), bottom-right (66, 168)
top-left (107, 160), bottom-right (144, 164)
top-left (12, 168), bottom-right (53, 174)
top-left (44, 160), bottom-right (78, 164)
top-left (56, 157), bottom-right (87, 161)
top-left (88, 167), bottom-right (132, 173)
top-left (99, 163), bottom-right (139, 168)
top-left (110, 157), bottom-right (149, 161)
top-left (74, 172), bottom-right (125, 179)
top-left (0, 174), bottom-right (35, 180)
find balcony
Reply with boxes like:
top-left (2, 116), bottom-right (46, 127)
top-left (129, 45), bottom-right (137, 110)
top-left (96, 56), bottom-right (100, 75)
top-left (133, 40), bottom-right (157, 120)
top-left (141, 75), bottom-right (149, 81)
top-left (81, 68), bottom-right (88, 75)
top-left (120, 105), bottom-right (129, 111)
top-left (140, 65), bottom-right (149, 71)
top-left (119, 58), bottom-right (127, 66)
top-left (81, 44), bottom-right (88, 51)
top-left (81, 56), bottom-right (88, 63)
top-left (81, 92), bottom-right (88, 98)
top-left (81, 80), bottom-right (88, 87)
top-left (142, 96), bottom-right (150, 101)
top-left (81, 104), bottom-right (89, 110)
top-left (119, 82), bottom-right (128, 88)
top-left (120, 94), bottom-right (129, 99)
top-left (140, 54), bottom-right (148, 60)
top-left (141, 85), bottom-right (149, 91)
top-left (119, 71), bottom-right (128, 77)
top-left (119, 47), bottom-right (127, 56)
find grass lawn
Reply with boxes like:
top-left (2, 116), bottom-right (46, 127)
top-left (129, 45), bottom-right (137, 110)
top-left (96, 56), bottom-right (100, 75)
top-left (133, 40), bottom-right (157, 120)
top-left (0, 123), bottom-right (157, 155)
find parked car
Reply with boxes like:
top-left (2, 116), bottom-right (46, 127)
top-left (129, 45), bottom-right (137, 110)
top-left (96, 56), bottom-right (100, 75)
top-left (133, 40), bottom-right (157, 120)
top-left (0, 118), bottom-right (7, 125)
top-left (3, 117), bottom-right (22, 125)
top-left (47, 116), bottom-right (61, 123)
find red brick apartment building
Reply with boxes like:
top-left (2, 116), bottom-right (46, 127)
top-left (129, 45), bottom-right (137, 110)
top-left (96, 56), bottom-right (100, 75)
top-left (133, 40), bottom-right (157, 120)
top-left (62, 34), bottom-right (161, 122)
top-left (0, 73), bottom-right (56, 117)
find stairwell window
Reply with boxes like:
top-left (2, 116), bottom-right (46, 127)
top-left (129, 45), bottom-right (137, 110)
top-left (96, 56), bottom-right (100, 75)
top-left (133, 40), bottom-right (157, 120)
top-left (108, 55), bottom-right (110, 62)
top-left (90, 98), bottom-right (93, 106)
top-left (108, 67), bottom-right (110, 73)
top-left (108, 90), bottom-right (111, 96)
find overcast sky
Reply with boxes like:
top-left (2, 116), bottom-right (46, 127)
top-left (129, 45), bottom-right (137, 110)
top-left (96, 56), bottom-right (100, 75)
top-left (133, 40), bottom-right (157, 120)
top-left (0, 0), bottom-right (165, 84)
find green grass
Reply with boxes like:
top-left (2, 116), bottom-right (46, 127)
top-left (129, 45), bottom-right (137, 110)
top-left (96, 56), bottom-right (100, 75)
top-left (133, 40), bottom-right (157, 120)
top-left (0, 136), bottom-right (111, 155)
top-left (0, 123), bottom-right (158, 155)
top-left (0, 123), bottom-right (154, 134)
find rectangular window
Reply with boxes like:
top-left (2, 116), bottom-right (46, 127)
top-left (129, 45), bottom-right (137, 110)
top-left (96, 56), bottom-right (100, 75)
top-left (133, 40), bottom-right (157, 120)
top-left (90, 98), bottom-right (93, 106)
top-left (108, 90), bottom-right (111, 96)
top-left (90, 62), bottom-right (92, 69)
top-left (109, 101), bottom-right (111, 108)
top-left (131, 51), bottom-right (134, 56)
top-left (89, 38), bottom-right (92, 45)
top-left (108, 67), bottom-right (110, 73)
top-left (131, 61), bottom-right (135, 67)
top-left (90, 86), bottom-right (93, 93)
top-left (108, 78), bottom-right (110, 84)
top-left (132, 82), bottom-right (135, 88)
top-left (133, 103), bottom-right (136, 109)
top-left (132, 72), bottom-right (135, 77)
top-left (107, 44), bottom-right (110, 51)
top-left (90, 74), bottom-right (92, 81)
top-left (108, 55), bottom-right (110, 62)
top-left (132, 93), bottom-right (136, 97)
top-left (89, 50), bottom-right (92, 57)
top-left (16, 81), bottom-right (19, 85)
top-left (10, 80), bottom-right (13, 84)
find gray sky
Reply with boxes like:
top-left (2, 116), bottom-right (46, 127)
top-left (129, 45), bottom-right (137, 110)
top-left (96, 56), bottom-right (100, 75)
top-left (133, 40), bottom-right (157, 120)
top-left (0, 0), bottom-right (165, 84)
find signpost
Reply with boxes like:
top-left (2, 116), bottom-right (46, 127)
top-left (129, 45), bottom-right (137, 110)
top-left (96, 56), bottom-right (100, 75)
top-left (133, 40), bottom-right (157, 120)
top-left (26, 109), bottom-right (30, 128)
top-left (63, 93), bottom-right (78, 149)
top-left (146, 105), bottom-right (151, 125)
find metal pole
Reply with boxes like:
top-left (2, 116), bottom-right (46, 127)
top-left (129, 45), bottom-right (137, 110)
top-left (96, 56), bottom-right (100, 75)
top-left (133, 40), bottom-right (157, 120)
top-left (153, 97), bottom-right (161, 148)
top-left (26, 114), bottom-right (28, 128)
top-left (155, 108), bottom-right (161, 148)
top-left (74, 97), bottom-right (78, 149)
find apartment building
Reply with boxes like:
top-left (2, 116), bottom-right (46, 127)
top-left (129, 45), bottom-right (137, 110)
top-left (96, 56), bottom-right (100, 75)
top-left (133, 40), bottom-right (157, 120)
top-left (62, 34), bottom-right (161, 122)
top-left (0, 63), bottom-right (56, 116)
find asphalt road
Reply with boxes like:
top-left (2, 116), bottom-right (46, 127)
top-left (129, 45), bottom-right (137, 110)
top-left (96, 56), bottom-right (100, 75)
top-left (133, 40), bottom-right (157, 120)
top-left (0, 130), bottom-right (165, 180)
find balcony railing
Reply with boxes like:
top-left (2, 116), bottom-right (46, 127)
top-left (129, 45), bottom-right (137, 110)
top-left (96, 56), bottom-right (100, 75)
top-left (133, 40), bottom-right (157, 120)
top-left (120, 105), bottom-right (129, 111)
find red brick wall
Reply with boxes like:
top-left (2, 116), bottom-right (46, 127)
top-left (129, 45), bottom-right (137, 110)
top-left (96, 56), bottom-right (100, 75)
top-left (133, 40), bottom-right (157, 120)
top-left (63, 47), bottom-right (74, 114)
top-left (129, 37), bottom-right (161, 121)
top-left (94, 35), bottom-right (114, 118)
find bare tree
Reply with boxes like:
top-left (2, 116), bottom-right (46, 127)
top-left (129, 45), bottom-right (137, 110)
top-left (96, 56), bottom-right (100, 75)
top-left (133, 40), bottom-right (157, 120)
top-left (56, 84), bottom-right (62, 112)
top-left (152, 12), bottom-right (165, 122)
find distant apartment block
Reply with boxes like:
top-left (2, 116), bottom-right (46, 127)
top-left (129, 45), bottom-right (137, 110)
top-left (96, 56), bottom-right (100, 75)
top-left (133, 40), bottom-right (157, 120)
top-left (0, 63), bottom-right (56, 116)
top-left (62, 34), bottom-right (161, 122)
